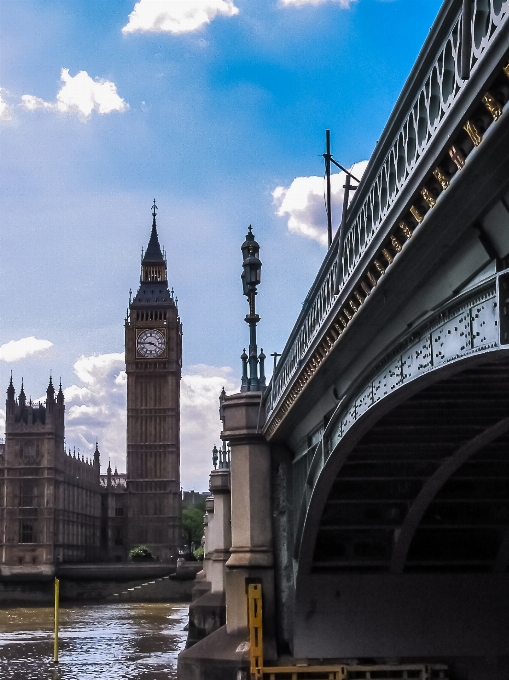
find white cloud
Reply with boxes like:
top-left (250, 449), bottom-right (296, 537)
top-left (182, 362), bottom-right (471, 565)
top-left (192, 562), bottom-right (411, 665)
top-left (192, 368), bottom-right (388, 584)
top-left (122, 0), bottom-right (239, 34)
top-left (181, 364), bottom-right (237, 489)
top-left (273, 160), bottom-right (368, 246)
top-left (21, 94), bottom-right (53, 111)
top-left (0, 337), bottom-right (53, 362)
top-left (280, 0), bottom-right (356, 7)
top-left (63, 353), bottom-right (126, 472)
top-left (21, 69), bottom-right (128, 121)
top-left (61, 352), bottom-right (236, 489)
top-left (0, 409), bottom-right (5, 438)
top-left (0, 89), bottom-right (12, 121)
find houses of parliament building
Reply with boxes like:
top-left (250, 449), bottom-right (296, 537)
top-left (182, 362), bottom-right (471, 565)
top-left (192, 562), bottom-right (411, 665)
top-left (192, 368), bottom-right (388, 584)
top-left (0, 206), bottom-right (182, 572)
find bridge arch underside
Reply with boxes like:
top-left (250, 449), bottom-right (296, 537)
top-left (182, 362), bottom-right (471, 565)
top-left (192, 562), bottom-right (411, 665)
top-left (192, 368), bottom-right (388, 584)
top-left (293, 356), bottom-right (509, 664)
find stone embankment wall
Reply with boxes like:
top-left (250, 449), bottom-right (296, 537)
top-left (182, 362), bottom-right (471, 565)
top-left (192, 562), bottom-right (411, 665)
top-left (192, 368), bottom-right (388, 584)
top-left (0, 561), bottom-right (201, 604)
top-left (0, 580), bottom-right (53, 604)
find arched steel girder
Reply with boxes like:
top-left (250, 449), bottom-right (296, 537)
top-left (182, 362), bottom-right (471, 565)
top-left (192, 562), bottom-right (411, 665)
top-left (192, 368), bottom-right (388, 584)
top-left (390, 416), bottom-right (509, 572)
top-left (293, 273), bottom-right (509, 576)
top-left (295, 351), bottom-right (509, 578)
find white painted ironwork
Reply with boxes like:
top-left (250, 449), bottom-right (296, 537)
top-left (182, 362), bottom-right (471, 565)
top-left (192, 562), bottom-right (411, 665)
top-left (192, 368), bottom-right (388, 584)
top-left (266, 0), bottom-right (509, 420)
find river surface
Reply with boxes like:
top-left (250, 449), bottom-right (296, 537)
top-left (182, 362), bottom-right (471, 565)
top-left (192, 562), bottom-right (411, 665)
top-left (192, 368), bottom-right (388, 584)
top-left (0, 603), bottom-right (188, 680)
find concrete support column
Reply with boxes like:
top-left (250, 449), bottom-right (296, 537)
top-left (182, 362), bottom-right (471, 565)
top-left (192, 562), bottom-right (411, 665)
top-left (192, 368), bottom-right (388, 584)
top-left (209, 469), bottom-right (231, 593)
top-left (222, 391), bottom-right (276, 659)
top-left (201, 495), bottom-right (214, 585)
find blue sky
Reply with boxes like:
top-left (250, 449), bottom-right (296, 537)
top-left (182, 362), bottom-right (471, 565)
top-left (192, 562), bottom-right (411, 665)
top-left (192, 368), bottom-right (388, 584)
top-left (0, 0), bottom-right (442, 488)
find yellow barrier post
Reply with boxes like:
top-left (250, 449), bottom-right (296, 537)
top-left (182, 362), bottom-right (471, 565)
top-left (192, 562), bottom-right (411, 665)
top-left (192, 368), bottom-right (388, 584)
top-left (53, 577), bottom-right (59, 663)
top-left (248, 583), bottom-right (263, 680)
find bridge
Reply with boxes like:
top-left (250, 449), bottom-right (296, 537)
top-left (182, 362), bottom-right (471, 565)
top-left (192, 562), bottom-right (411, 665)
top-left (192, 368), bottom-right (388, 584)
top-left (179, 1), bottom-right (509, 678)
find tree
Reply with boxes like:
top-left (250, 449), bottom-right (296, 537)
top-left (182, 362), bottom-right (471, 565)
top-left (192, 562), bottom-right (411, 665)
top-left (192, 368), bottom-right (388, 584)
top-left (181, 505), bottom-right (205, 549)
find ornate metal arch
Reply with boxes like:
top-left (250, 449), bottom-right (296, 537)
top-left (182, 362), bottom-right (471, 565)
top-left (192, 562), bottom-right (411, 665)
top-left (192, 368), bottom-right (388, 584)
top-left (293, 274), bottom-right (509, 575)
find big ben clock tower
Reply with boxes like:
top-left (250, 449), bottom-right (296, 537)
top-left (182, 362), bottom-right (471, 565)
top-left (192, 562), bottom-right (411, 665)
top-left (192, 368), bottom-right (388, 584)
top-left (125, 201), bottom-right (182, 562)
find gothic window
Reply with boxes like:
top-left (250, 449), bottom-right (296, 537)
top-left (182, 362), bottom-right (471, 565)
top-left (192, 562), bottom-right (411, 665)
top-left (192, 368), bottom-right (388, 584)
top-left (19, 480), bottom-right (35, 507)
top-left (22, 444), bottom-right (36, 465)
top-left (19, 522), bottom-right (35, 543)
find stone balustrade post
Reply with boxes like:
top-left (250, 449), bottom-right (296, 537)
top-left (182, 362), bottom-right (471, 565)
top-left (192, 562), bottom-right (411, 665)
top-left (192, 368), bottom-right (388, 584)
top-left (201, 495), bottom-right (214, 585)
top-left (222, 390), bottom-right (276, 659)
top-left (208, 469), bottom-right (231, 593)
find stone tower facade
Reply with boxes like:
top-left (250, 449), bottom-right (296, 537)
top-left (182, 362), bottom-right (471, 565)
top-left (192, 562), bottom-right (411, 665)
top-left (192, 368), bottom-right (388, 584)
top-left (125, 204), bottom-right (182, 562)
top-left (0, 377), bottom-right (102, 570)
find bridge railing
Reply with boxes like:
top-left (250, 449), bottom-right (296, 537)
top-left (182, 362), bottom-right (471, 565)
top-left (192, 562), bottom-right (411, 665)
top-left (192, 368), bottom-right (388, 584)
top-left (266, 0), bottom-right (509, 421)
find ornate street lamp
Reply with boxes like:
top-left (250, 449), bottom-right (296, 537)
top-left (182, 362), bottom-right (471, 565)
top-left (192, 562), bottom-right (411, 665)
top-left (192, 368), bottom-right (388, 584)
top-left (240, 226), bottom-right (265, 392)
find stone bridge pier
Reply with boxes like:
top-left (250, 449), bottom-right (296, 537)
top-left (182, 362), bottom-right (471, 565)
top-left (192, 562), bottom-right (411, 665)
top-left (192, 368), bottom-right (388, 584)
top-left (178, 391), bottom-right (276, 679)
top-left (222, 392), bottom-right (276, 660)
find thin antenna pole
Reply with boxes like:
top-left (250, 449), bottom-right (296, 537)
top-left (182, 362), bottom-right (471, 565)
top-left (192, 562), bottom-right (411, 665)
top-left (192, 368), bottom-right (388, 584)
top-left (271, 351), bottom-right (282, 372)
top-left (334, 173), bottom-right (352, 295)
top-left (325, 130), bottom-right (332, 249)
top-left (53, 577), bottom-right (59, 663)
top-left (330, 157), bottom-right (360, 183)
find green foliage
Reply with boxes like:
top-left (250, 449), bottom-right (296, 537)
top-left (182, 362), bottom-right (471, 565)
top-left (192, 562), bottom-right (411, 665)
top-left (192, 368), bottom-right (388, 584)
top-left (193, 546), bottom-right (204, 561)
top-left (194, 499), bottom-right (206, 514)
top-left (129, 545), bottom-right (154, 561)
top-left (181, 506), bottom-right (205, 547)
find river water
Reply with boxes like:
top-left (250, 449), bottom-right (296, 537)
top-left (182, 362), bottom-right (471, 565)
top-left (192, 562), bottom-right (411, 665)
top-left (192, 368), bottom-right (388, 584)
top-left (0, 603), bottom-right (188, 680)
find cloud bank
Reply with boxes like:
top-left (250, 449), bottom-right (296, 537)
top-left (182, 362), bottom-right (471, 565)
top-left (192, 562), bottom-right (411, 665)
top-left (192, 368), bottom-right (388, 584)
top-left (273, 160), bottom-right (368, 246)
top-left (21, 69), bottom-right (128, 121)
top-left (63, 353), bottom-right (127, 471)
top-left (181, 364), bottom-right (237, 489)
top-left (0, 89), bottom-right (12, 121)
top-left (60, 352), bottom-right (235, 490)
top-left (122, 0), bottom-right (239, 34)
top-left (0, 337), bottom-right (53, 362)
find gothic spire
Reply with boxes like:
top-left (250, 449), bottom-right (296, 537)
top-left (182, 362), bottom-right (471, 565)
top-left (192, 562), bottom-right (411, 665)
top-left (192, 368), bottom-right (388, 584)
top-left (19, 379), bottom-right (26, 406)
top-left (47, 375), bottom-right (55, 402)
top-left (57, 379), bottom-right (64, 405)
top-left (7, 373), bottom-right (15, 401)
top-left (142, 199), bottom-right (165, 264)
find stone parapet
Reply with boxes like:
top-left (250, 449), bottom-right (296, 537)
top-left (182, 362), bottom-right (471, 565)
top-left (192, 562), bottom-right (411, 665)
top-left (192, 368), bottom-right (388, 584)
top-left (209, 469), bottom-right (230, 493)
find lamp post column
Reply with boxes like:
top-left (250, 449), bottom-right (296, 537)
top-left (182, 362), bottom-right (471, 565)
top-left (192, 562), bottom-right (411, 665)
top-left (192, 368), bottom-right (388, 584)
top-left (221, 225), bottom-right (275, 658)
top-left (240, 226), bottom-right (265, 392)
top-left (247, 293), bottom-right (260, 392)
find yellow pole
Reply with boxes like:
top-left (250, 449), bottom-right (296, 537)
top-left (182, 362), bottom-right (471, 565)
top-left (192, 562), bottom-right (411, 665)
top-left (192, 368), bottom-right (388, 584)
top-left (53, 577), bottom-right (59, 663)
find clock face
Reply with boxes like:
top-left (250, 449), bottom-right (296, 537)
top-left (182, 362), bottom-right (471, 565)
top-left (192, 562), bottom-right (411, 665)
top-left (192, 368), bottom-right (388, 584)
top-left (137, 329), bottom-right (166, 358)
